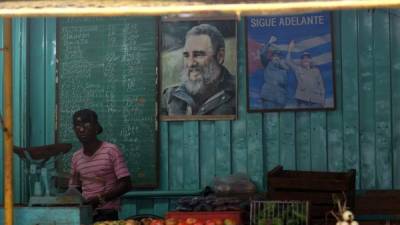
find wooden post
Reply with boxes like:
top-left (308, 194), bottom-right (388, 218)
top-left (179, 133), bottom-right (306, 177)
top-left (3, 17), bottom-right (14, 225)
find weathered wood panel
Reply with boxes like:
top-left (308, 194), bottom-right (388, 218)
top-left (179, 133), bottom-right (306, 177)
top-left (169, 122), bottom-right (184, 190)
top-left (358, 10), bottom-right (376, 189)
top-left (390, 9), bottom-right (400, 189)
top-left (374, 9), bottom-right (392, 189)
top-left (341, 10), bottom-right (360, 188)
top-left (327, 12), bottom-right (344, 173)
top-left (183, 121), bottom-right (200, 189)
top-left (200, 121), bottom-right (216, 186)
top-left (296, 112), bottom-right (311, 170)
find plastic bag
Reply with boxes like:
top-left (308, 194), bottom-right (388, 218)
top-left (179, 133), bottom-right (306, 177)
top-left (212, 173), bottom-right (256, 194)
top-left (62, 187), bottom-right (85, 203)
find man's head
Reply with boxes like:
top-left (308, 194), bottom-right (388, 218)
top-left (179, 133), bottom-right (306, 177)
top-left (72, 109), bottom-right (103, 143)
top-left (270, 50), bottom-right (282, 65)
top-left (300, 52), bottom-right (312, 68)
top-left (181, 24), bottom-right (225, 95)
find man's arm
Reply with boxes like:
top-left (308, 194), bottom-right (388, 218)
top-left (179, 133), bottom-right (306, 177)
top-left (84, 176), bottom-right (132, 208)
top-left (102, 176), bottom-right (132, 202)
top-left (260, 36), bottom-right (278, 67)
top-left (286, 40), bottom-right (297, 70)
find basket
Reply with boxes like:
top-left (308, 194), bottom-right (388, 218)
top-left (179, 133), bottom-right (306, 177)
top-left (250, 200), bottom-right (309, 225)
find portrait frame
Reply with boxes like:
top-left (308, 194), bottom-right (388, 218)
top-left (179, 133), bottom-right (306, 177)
top-left (246, 11), bottom-right (336, 112)
top-left (159, 15), bottom-right (238, 121)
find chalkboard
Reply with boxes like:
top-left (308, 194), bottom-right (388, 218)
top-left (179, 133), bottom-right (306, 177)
top-left (56, 17), bottom-right (158, 188)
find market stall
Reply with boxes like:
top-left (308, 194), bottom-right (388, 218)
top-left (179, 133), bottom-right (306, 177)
top-left (2, 1), bottom-right (400, 225)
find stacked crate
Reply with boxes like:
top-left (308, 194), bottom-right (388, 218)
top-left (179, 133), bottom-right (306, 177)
top-left (266, 166), bottom-right (356, 225)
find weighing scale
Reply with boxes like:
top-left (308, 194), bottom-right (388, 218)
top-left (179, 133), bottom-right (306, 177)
top-left (13, 143), bottom-right (84, 206)
top-left (2, 143), bottom-right (93, 225)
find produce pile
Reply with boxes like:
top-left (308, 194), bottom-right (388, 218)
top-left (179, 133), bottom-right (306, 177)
top-left (93, 218), bottom-right (164, 225)
top-left (165, 217), bottom-right (237, 225)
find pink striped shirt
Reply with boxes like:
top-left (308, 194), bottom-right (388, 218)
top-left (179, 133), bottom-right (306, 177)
top-left (69, 142), bottom-right (130, 210)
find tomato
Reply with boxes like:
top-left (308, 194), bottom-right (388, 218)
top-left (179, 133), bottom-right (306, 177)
top-left (205, 219), bottom-right (216, 225)
top-left (185, 218), bottom-right (198, 224)
top-left (213, 219), bottom-right (223, 225)
top-left (165, 218), bottom-right (178, 225)
top-left (150, 219), bottom-right (165, 225)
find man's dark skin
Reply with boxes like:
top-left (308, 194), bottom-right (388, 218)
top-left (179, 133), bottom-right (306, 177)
top-left (73, 119), bottom-right (132, 209)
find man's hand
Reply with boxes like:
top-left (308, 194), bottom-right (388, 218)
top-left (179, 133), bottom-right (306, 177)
top-left (268, 36), bottom-right (277, 44)
top-left (84, 196), bottom-right (101, 209)
top-left (83, 176), bottom-right (131, 209)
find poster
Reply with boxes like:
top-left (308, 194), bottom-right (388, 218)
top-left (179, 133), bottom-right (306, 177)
top-left (159, 17), bottom-right (237, 121)
top-left (246, 12), bottom-right (335, 112)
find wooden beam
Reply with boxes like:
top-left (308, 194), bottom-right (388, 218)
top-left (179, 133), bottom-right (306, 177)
top-left (0, 0), bottom-right (398, 17)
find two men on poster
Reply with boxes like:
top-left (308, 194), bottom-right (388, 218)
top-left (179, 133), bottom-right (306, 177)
top-left (248, 12), bottom-right (335, 111)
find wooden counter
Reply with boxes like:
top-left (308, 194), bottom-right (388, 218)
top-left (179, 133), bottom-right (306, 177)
top-left (0, 205), bottom-right (92, 225)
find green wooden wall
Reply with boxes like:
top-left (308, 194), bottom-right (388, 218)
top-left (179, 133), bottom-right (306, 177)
top-left (2, 9), bottom-right (400, 217)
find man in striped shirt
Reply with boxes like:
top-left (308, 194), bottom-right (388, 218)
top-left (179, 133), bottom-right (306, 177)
top-left (69, 109), bottom-right (132, 222)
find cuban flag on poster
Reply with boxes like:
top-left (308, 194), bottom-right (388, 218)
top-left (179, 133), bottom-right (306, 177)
top-left (246, 11), bottom-right (334, 111)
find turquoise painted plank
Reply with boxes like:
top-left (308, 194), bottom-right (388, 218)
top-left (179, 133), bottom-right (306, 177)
top-left (160, 122), bottom-right (169, 190)
top-left (215, 121), bottom-right (231, 177)
top-left (137, 199), bottom-right (155, 215)
top-left (310, 112), bottom-right (327, 171)
top-left (341, 10), bottom-right (360, 187)
top-left (246, 114), bottom-right (263, 189)
top-left (327, 12), bottom-right (344, 173)
top-left (29, 18), bottom-right (46, 145)
top-left (390, 9), bottom-right (400, 189)
top-left (183, 121), bottom-right (200, 189)
top-left (373, 9), bottom-right (392, 189)
top-left (231, 19), bottom-right (247, 175)
top-left (279, 112), bottom-right (295, 170)
top-left (12, 18), bottom-right (27, 203)
top-left (45, 18), bottom-right (56, 143)
top-left (154, 199), bottom-right (170, 217)
top-left (232, 118), bottom-right (247, 174)
top-left (169, 199), bottom-right (178, 212)
top-left (358, 10), bottom-right (376, 189)
top-left (19, 18), bottom-right (28, 202)
top-left (264, 112), bottom-right (280, 173)
top-left (169, 122), bottom-right (184, 190)
top-left (11, 18), bottom-right (22, 203)
top-left (295, 112), bottom-right (311, 170)
top-left (0, 18), bottom-right (4, 203)
top-left (120, 199), bottom-right (138, 219)
top-left (200, 121), bottom-right (215, 187)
